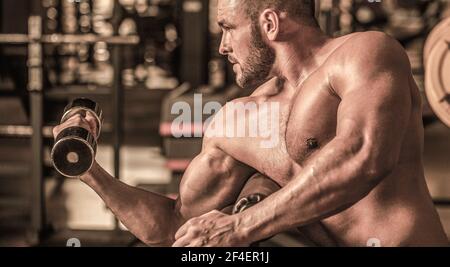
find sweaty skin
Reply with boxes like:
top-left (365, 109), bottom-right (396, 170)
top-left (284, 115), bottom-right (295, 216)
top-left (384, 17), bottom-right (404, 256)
top-left (53, 0), bottom-right (448, 247)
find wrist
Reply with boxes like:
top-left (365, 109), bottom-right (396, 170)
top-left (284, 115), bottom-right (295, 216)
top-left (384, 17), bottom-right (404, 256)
top-left (233, 212), bottom-right (261, 245)
top-left (80, 161), bottom-right (100, 184)
top-left (232, 194), bottom-right (269, 244)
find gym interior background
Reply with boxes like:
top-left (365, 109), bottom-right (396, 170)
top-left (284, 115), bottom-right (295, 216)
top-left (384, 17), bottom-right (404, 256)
top-left (0, 0), bottom-right (449, 247)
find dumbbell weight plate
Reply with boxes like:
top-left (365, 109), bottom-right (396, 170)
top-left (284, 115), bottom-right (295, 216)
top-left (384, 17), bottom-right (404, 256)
top-left (52, 126), bottom-right (97, 178)
top-left (425, 33), bottom-right (450, 128)
top-left (424, 17), bottom-right (450, 64)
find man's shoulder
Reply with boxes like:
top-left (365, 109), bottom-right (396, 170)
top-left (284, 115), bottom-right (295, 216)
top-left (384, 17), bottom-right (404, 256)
top-left (326, 31), bottom-right (411, 94)
top-left (330, 31), bottom-right (410, 70)
top-left (341, 31), bottom-right (398, 47)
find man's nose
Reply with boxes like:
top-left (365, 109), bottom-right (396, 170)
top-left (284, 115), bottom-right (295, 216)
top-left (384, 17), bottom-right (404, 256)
top-left (219, 34), bottom-right (231, 56)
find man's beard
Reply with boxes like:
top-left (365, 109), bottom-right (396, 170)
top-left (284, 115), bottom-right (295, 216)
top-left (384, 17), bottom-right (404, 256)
top-left (237, 23), bottom-right (275, 89)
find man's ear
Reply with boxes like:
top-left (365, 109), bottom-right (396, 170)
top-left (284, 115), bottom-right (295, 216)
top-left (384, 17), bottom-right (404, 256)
top-left (259, 9), bottom-right (280, 41)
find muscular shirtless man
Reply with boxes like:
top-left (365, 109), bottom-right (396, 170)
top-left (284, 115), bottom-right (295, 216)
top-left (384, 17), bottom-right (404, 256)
top-left (53, 0), bottom-right (448, 247)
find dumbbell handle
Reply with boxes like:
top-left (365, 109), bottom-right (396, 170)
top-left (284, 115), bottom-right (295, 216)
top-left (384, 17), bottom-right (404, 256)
top-left (61, 99), bottom-right (103, 136)
top-left (60, 107), bottom-right (102, 138)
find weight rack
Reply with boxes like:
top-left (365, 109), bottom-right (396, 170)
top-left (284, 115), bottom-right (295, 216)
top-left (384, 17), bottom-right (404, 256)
top-left (0, 0), bottom-right (139, 244)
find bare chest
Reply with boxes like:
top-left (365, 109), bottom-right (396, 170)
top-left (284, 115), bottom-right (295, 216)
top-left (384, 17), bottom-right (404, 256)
top-left (218, 84), bottom-right (340, 185)
top-left (285, 85), bottom-right (340, 165)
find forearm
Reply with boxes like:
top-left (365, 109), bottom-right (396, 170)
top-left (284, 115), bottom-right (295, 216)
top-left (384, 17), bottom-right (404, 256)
top-left (81, 162), bottom-right (180, 246)
top-left (238, 137), bottom-right (390, 243)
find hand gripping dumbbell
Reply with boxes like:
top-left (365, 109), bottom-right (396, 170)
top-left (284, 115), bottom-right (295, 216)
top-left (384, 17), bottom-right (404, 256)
top-left (51, 98), bottom-right (103, 178)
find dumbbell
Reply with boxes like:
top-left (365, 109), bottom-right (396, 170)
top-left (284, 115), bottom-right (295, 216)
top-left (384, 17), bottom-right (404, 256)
top-left (51, 98), bottom-right (103, 178)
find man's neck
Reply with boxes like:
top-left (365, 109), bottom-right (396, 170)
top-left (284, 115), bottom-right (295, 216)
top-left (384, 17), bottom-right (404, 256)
top-left (272, 27), bottom-right (331, 89)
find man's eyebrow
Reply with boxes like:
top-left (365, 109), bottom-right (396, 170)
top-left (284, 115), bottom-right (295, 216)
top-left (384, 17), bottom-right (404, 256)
top-left (218, 20), bottom-right (233, 28)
